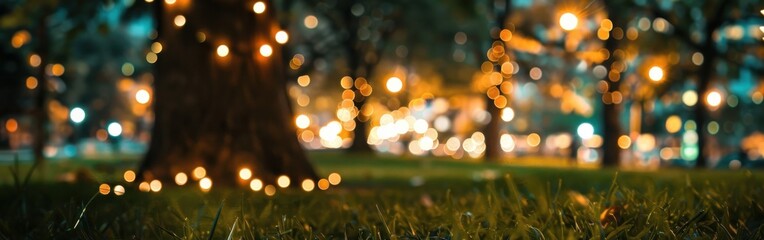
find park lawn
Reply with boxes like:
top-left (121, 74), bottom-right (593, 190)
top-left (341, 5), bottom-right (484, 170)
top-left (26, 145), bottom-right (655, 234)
top-left (1, 152), bottom-right (763, 239)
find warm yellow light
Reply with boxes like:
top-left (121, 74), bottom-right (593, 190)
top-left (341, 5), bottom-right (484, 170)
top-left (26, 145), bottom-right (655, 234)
top-left (259, 44), bottom-right (272, 57)
top-left (99, 183), bottom-right (111, 195)
top-left (317, 178), bottom-right (330, 190)
top-left (199, 177), bottom-right (212, 192)
top-left (150, 180), bottom-right (162, 192)
top-left (51, 63), bottom-right (65, 76)
top-left (216, 44), bottom-right (229, 57)
top-left (151, 42), bottom-right (163, 53)
top-left (275, 31), bottom-right (289, 44)
top-left (11, 30), bottom-right (30, 48)
top-left (25, 76), bottom-right (38, 90)
top-left (5, 119), bottom-right (17, 133)
top-left (665, 115), bottom-right (682, 133)
top-left (527, 133), bottom-right (541, 147)
top-left (277, 175), bottom-right (290, 188)
top-left (386, 77), bottom-right (403, 93)
top-left (146, 52), bottom-right (158, 63)
top-left (135, 89), bottom-right (151, 104)
top-left (304, 15), bottom-right (318, 29)
top-left (175, 172), bottom-right (188, 185)
top-left (559, 12), bottom-right (579, 31)
top-left (617, 135), bottom-right (631, 149)
top-left (297, 75), bottom-right (310, 87)
top-left (682, 90), bottom-right (698, 107)
top-left (264, 185), bottom-right (276, 196)
top-left (164, 0), bottom-right (175, 4)
top-left (252, 1), bottom-right (266, 14)
top-left (706, 90), bottom-right (722, 107)
top-left (113, 185), bottom-right (125, 196)
top-left (328, 173), bottom-right (341, 185)
top-left (250, 179), bottom-right (263, 191)
top-left (29, 54), bottom-right (41, 67)
top-left (123, 170), bottom-right (136, 182)
top-left (138, 181), bottom-right (151, 192)
top-left (295, 114), bottom-right (310, 129)
top-left (301, 179), bottom-right (315, 192)
top-left (238, 168), bottom-right (252, 180)
top-left (173, 15), bottom-right (186, 27)
top-left (648, 66), bottom-right (664, 82)
top-left (192, 166), bottom-right (206, 180)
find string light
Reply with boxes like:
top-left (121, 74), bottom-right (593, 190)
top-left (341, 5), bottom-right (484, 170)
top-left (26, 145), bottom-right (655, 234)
top-left (173, 15), bottom-right (186, 27)
top-left (275, 31), bottom-right (289, 44)
top-left (259, 44), bottom-right (272, 57)
top-left (216, 44), bottom-right (229, 57)
top-left (253, 1), bottom-right (266, 14)
top-left (648, 66), bottom-right (664, 82)
top-left (559, 12), bottom-right (578, 31)
top-left (175, 172), bottom-right (188, 185)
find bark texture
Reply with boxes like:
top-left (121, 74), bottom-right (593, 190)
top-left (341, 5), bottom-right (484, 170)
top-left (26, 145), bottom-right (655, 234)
top-left (139, 0), bottom-right (317, 185)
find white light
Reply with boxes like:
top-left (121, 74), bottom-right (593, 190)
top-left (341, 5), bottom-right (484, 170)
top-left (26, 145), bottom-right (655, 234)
top-left (501, 107), bottom-right (514, 122)
top-left (135, 89), bottom-right (151, 104)
top-left (173, 15), bottom-right (186, 27)
top-left (295, 114), bottom-right (310, 129)
top-left (216, 44), bottom-right (229, 57)
top-left (648, 66), bottom-right (664, 82)
top-left (559, 13), bottom-right (579, 31)
top-left (275, 31), bottom-right (289, 44)
top-left (577, 123), bottom-right (594, 139)
top-left (70, 107), bottom-right (86, 124)
top-left (252, 1), bottom-right (266, 14)
top-left (386, 77), bottom-right (403, 93)
top-left (259, 44), bottom-right (273, 57)
top-left (107, 122), bottom-right (122, 137)
top-left (706, 91), bottom-right (722, 107)
top-left (277, 175), bottom-right (290, 188)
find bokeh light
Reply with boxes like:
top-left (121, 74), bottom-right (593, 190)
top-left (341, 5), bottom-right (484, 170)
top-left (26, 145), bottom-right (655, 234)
top-left (559, 13), bottom-right (578, 31)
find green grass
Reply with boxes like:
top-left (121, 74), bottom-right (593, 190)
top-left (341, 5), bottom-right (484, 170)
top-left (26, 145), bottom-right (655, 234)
top-left (1, 152), bottom-right (764, 239)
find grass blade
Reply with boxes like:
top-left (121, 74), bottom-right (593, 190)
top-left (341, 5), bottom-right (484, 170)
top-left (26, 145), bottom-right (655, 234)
top-left (208, 202), bottom-right (224, 240)
top-left (226, 217), bottom-right (238, 240)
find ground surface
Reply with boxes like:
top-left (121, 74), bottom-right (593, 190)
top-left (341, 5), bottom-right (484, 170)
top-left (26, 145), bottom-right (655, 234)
top-left (1, 152), bottom-right (763, 239)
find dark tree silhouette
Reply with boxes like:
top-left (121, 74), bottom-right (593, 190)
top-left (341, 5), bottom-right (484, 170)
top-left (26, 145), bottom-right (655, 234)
top-left (138, 0), bottom-right (317, 185)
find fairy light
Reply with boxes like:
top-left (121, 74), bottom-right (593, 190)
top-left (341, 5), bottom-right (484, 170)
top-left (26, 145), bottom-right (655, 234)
top-left (150, 180), bottom-right (162, 192)
top-left (253, 1), bottom-right (266, 14)
top-left (113, 185), bottom-right (125, 196)
top-left (192, 166), bottom-right (206, 180)
top-left (199, 177), bottom-right (212, 192)
top-left (123, 170), bottom-right (136, 182)
top-left (175, 172), bottom-right (188, 185)
top-left (277, 175), bottom-right (290, 188)
top-left (259, 44), bottom-right (273, 57)
top-left (559, 12), bottom-right (578, 31)
top-left (250, 179), bottom-right (263, 191)
top-left (275, 31), bottom-right (289, 44)
top-left (301, 179), bottom-right (315, 192)
top-left (99, 183), bottom-right (111, 195)
top-left (238, 168), bottom-right (252, 180)
top-left (216, 44), bottom-right (229, 57)
top-left (173, 15), bottom-right (186, 27)
top-left (328, 173), bottom-right (341, 185)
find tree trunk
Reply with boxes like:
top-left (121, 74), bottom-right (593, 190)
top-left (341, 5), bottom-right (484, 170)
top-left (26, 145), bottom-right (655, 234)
top-left (600, 4), bottom-right (623, 168)
top-left (138, 0), bottom-right (317, 185)
top-left (483, 0), bottom-right (512, 162)
top-left (482, 96), bottom-right (501, 161)
top-left (33, 14), bottom-right (50, 166)
top-left (694, 49), bottom-right (715, 169)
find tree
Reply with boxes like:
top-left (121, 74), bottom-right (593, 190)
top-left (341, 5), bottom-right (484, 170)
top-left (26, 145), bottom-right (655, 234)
top-left (647, 0), bottom-right (763, 168)
top-left (138, 0), bottom-right (317, 185)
